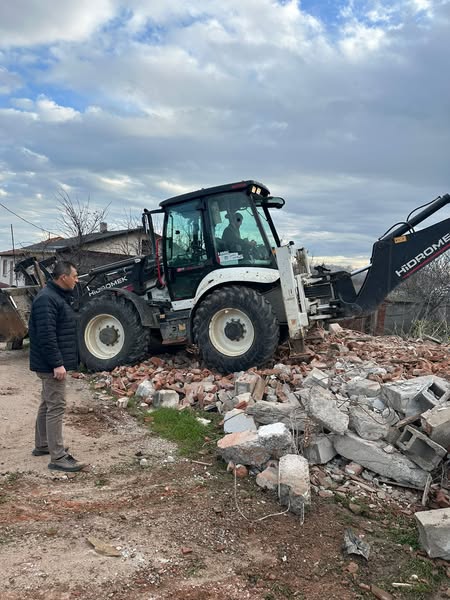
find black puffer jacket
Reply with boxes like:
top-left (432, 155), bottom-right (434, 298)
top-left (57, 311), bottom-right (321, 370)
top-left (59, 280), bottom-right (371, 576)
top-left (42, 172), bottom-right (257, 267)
top-left (29, 280), bottom-right (78, 373)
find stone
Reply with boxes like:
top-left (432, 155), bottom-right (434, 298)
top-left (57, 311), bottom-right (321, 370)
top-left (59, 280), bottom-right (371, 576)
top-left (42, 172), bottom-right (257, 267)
top-left (300, 386), bottom-right (349, 435)
top-left (223, 409), bottom-right (257, 433)
top-left (278, 454), bottom-right (311, 514)
top-left (256, 465), bottom-right (279, 491)
top-left (381, 376), bottom-right (450, 417)
top-left (217, 431), bottom-right (271, 467)
top-left (257, 423), bottom-right (294, 458)
top-left (246, 400), bottom-right (307, 429)
top-left (116, 397), bottom-right (129, 409)
top-left (135, 379), bottom-right (155, 400)
top-left (328, 323), bottom-right (343, 334)
top-left (415, 508), bottom-right (450, 560)
top-left (234, 373), bottom-right (262, 396)
top-left (303, 434), bottom-right (337, 465)
top-left (345, 377), bottom-right (381, 398)
top-left (152, 390), bottom-right (180, 409)
top-left (303, 368), bottom-right (330, 389)
top-left (333, 431), bottom-right (429, 488)
top-left (396, 426), bottom-right (446, 471)
top-left (233, 464), bottom-right (248, 478)
top-left (345, 462), bottom-right (364, 476)
top-left (348, 405), bottom-right (390, 441)
top-left (370, 585), bottom-right (393, 600)
top-left (421, 402), bottom-right (450, 450)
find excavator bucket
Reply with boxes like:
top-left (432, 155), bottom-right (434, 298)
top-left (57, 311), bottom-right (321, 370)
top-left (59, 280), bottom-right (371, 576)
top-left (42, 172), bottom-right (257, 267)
top-left (0, 286), bottom-right (38, 344)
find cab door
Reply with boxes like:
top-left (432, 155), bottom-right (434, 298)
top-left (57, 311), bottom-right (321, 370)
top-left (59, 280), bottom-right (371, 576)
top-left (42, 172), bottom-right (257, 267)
top-left (164, 199), bottom-right (213, 300)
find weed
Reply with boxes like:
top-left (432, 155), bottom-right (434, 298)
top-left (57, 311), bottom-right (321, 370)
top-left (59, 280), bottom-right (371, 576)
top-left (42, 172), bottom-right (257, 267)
top-left (147, 407), bottom-right (218, 456)
top-left (95, 478), bottom-right (109, 487)
top-left (385, 518), bottom-right (420, 550)
top-left (384, 557), bottom-right (446, 599)
top-left (5, 472), bottom-right (20, 485)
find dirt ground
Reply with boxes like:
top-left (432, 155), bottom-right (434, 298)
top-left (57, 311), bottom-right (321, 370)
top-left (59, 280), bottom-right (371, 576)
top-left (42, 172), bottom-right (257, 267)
top-left (0, 346), bottom-right (449, 600)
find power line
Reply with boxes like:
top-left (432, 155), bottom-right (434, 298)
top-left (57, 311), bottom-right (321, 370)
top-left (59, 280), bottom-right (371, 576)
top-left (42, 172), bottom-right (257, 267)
top-left (0, 202), bottom-right (61, 237)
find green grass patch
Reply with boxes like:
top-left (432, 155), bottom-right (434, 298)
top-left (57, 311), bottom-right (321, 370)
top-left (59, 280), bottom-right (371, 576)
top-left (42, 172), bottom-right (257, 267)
top-left (147, 407), bottom-right (219, 456)
top-left (385, 517), bottom-right (420, 550)
top-left (385, 557), bottom-right (446, 599)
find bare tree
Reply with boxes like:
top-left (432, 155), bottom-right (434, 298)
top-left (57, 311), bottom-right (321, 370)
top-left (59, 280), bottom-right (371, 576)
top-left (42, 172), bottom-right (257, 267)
top-left (56, 190), bottom-right (109, 271)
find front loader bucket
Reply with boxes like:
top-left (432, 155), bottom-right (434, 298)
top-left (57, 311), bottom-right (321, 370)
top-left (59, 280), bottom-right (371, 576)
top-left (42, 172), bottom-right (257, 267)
top-left (0, 286), bottom-right (38, 343)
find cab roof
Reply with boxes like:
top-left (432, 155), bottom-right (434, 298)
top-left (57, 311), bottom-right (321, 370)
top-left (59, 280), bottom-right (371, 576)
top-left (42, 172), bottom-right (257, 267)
top-left (159, 180), bottom-right (270, 208)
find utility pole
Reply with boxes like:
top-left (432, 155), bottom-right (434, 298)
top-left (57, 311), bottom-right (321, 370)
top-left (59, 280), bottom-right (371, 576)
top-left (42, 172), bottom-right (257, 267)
top-left (10, 224), bottom-right (17, 286)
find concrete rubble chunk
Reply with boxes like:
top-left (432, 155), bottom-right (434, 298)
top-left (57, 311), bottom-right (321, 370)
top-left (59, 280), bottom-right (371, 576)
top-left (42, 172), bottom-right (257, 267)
top-left (328, 323), bottom-right (343, 334)
top-left (333, 431), bottom-right (429, 488)
top-left (256, 465), bottom-right (279, 491)
top-left (152, 390), bottom-right (180, 408)
top-left (415, 508), bottom-right (450, 560)
top-left (421, 402), bottom-right (450, 450)
top-left (382, 376), bottom-right (450, 417)
top-left (257, 423), bottom-right (294, 458)
top-left (223, 409), bottom-right (257, 433)
top-left (278, 454), bottom-right (311, 515)
top-left (345, 377), bottom-right (381, 398)
top-left (348, 405), bottom-right (390, 441)
top-left (300, 386), bottom-right (349, 435)
top-left (217, 423), bottom-right (293, 467)
top-left (303, 368), bottom-right (330, 389)
top-left (135, 379), bottom-right (155, 400)
top-left (234, 372), bottom-right (262, 396)
top-left (217, 431), bottom-right (271, 467)
top-left (396, 425), bottom-right (447, 471)
top-left (246, 400), bottom-right (307, 429)
top-left (302, 434), bottom-right (337, 465)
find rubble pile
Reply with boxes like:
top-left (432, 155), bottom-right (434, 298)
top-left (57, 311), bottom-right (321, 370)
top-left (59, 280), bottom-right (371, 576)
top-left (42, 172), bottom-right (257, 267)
top-left (88, 326), bottom-right (450, 558)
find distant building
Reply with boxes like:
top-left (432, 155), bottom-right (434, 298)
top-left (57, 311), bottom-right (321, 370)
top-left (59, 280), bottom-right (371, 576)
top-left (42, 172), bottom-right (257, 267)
top-left (0, 224), bottom-right (151, 287)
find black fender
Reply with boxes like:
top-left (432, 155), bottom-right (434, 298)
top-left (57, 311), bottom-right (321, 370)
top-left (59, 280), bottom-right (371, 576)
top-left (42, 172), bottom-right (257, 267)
top-left (79, 288), bottom-right (160, 329)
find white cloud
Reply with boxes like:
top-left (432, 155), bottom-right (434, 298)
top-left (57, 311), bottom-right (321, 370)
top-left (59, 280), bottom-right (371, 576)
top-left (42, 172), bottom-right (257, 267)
top-left (0, 1), bottom-right (115, 47)
top-left (0, 66), bottom-right (22, 94)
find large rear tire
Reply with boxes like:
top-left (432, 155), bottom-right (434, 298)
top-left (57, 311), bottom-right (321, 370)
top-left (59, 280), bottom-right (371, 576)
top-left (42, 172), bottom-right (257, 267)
top-left (193, 286), bottom-right (279, 373)
top-left (78, 295), bottom-right (150, 371)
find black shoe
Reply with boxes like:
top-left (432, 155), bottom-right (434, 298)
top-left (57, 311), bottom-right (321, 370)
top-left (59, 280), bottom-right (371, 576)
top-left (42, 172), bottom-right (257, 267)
top-left (48, 454), bottom-right (85, 473)
top-left (32, 446), bottom-right (69, 456)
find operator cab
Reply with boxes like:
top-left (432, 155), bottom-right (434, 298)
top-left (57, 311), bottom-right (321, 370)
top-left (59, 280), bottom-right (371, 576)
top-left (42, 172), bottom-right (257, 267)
top-left (143, 181), bottom-right (284, 300)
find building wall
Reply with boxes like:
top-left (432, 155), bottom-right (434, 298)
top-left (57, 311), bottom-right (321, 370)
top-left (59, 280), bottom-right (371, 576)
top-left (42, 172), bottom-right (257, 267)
top-left (0, 256), bottom-right (25, 287)
top-left (85, 231), bottom-right (148, 255)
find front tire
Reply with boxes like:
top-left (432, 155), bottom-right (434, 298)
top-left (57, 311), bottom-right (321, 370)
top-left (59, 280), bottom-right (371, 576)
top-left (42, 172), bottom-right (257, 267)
top-left (193, 286), bottom-right (279, 373)
top-left (78, 295), bottom-right (150, 371)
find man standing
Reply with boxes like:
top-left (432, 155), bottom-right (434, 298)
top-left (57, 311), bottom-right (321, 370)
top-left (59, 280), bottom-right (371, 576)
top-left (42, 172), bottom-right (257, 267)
top-left (29, 261), bottom-right (84, 472)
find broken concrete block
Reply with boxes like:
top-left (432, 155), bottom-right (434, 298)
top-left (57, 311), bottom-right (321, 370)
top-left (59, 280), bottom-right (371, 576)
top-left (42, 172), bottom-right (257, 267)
top-left (235, 372), bottom-right (262, 396)
top-left (346, 377), bottom-right (381, 398)
top-left (328, 322), bottom-right (343, 334)
top-left (415, 508), bottom-right (450, 560)
top-left (152, 390), bottom-right (180, 409)
top-left (421, 402), bottom-right (450, 450)
top-left (396, 426), bottom-right (447, 471)
top-left (303, 434), bottom-right (337, 465)
top-left (333, 431), bottom-right (429, 488)
top-left (135, 379), bottom-right (155, 400)
top-left (217, 431), bottom-right (271, 467)
top-left (382, 376), bottom-right (450, 417)
top-left (246, 400), bottom-right (307, 429)
top-left (116, 397), bottom-right (129, 409)
top-left (223, 409), bottom-right (257, 434)
top-left (303, 368), bottom-right (330, 389)
top-left (258, 423), bottom-right (294, 458)
top-left (300, 386), bottom-right (349, 435)
top-left (348, 405), bottom-right (390, 441)
top-left (256, 465), bottom-right (279, 491)
top-left (279, 454), bottom-right (311, 514)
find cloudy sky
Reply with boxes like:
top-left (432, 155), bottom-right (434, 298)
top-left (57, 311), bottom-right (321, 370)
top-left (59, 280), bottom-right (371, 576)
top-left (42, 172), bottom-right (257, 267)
top-left (0, 0), bottom-right (449, 267)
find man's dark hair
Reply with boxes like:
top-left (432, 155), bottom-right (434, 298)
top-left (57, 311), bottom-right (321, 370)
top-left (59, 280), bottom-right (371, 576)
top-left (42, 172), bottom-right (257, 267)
top-left (53, 261), bottom-right (77, 279)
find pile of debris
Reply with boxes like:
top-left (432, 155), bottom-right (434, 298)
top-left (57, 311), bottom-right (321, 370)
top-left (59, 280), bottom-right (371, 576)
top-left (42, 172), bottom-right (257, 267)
top-left (88, 325), bottom-right (450, 560)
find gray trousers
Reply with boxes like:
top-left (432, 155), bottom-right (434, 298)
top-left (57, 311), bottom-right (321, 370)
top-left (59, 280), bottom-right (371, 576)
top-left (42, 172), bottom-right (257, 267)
top-left (35, 373), bottom-right (67, 461)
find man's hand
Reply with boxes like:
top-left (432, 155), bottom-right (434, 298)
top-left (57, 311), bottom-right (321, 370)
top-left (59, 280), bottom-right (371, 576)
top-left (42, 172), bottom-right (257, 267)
top-left (53, 366), bottom-right (67, 380)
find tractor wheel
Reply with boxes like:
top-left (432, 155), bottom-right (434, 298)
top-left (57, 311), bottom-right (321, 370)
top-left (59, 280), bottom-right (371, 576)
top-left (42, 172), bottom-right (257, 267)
top-left (78, 295), bottom-right (150, 371)
top-left (193, 285), bottom-right (279, 373)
